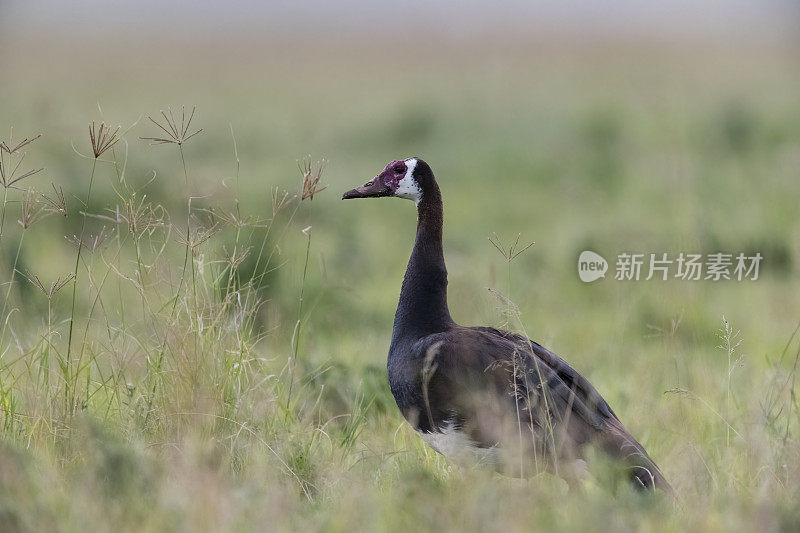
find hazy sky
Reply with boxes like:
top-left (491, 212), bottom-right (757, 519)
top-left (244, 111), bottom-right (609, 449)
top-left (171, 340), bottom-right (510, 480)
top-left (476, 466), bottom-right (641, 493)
top-left (3, 0), bottom-right (798, 42)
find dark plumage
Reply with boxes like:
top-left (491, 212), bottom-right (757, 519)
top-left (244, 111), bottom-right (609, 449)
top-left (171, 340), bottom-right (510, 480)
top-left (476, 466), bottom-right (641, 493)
top-left (343, 158), bottom-right (672, 493)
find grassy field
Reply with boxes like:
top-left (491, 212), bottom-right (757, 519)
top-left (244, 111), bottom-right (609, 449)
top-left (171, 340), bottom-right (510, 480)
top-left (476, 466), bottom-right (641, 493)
top-left (1, 34), bottom-right (800, 531)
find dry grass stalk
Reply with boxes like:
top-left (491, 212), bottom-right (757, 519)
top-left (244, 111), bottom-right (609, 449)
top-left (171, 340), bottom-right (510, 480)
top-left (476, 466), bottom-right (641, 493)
top-left (140, 106), bottom-right (203, 146)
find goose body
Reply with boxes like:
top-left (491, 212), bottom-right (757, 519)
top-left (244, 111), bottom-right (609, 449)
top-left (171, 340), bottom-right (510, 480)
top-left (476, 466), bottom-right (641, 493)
top-left (343, 158), bottom-right (671, 493)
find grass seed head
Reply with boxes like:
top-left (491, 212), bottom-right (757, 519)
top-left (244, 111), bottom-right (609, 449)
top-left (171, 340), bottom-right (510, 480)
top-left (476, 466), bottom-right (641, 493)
top-left (176, 215), bottom-right (220, 250)
top-left (18, 187), bottom-right (47, 229)
top-left (0, 129), bottom-right (44, 188)
top-left (271, 187), bottom-right (292, 217)
top-left (299, 156), bottom-right (327, 201)
top-left (140, 105), bottom-right (203, 146)
top-left (89, 122), bottom-right (121, 159)
top-left (41, 183), bottom-right (68, 217)
top-left (67, 226), bottom-right (112, 252)
top-left (0, 129), bottom-right (42, 155)
top-left (201, 207), bottom-right (266, 229)
top-left (21, 271), bottom-right (74, 299)
top-left (120, 195), bottom-right (169, 238)
top-left (224, 245), bottom-right (253, 270)
top-left (489, 232), bottom-right (535, 263)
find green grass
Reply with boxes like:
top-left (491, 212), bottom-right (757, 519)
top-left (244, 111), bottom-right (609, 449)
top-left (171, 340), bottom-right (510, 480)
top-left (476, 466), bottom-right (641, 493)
top-left (0, 39), bottom-right (799, 531)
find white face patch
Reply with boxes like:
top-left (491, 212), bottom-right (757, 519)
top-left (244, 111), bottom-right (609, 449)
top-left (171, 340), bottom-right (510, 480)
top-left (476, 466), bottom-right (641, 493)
top-left (395, 158), bottom-right (422, 205)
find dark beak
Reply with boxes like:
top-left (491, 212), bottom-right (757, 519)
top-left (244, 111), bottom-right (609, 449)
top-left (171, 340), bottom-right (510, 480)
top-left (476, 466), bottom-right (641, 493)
top-left (342, 178), bottom-right (392, 200)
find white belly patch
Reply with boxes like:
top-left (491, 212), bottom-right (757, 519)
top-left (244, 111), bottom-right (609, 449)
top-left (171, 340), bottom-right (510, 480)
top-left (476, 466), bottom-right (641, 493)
top-left (417, 423), bottom-right (499, 467)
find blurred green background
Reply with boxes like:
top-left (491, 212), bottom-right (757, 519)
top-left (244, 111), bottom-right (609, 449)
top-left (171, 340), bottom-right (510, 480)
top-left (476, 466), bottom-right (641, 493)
top-left (1, 1), bottom-right (800, 531)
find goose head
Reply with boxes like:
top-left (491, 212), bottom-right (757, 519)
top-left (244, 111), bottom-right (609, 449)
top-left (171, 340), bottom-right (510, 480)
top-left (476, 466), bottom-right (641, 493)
top-left (342, 158), bottom-right (423, 205)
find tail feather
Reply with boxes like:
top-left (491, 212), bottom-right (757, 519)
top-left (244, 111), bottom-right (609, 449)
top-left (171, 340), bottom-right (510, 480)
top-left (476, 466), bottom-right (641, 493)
top-left (604, 420), bottom-right (673, 495)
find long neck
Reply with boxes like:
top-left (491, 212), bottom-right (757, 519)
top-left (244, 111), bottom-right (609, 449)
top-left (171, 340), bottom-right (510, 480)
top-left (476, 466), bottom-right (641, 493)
top-left (391, 184), bottom-right (454, 344)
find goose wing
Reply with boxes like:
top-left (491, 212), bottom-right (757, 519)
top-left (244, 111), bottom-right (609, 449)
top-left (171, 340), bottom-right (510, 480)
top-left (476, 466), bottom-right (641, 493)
top-left (409, 326), bottom-right (671, 492)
